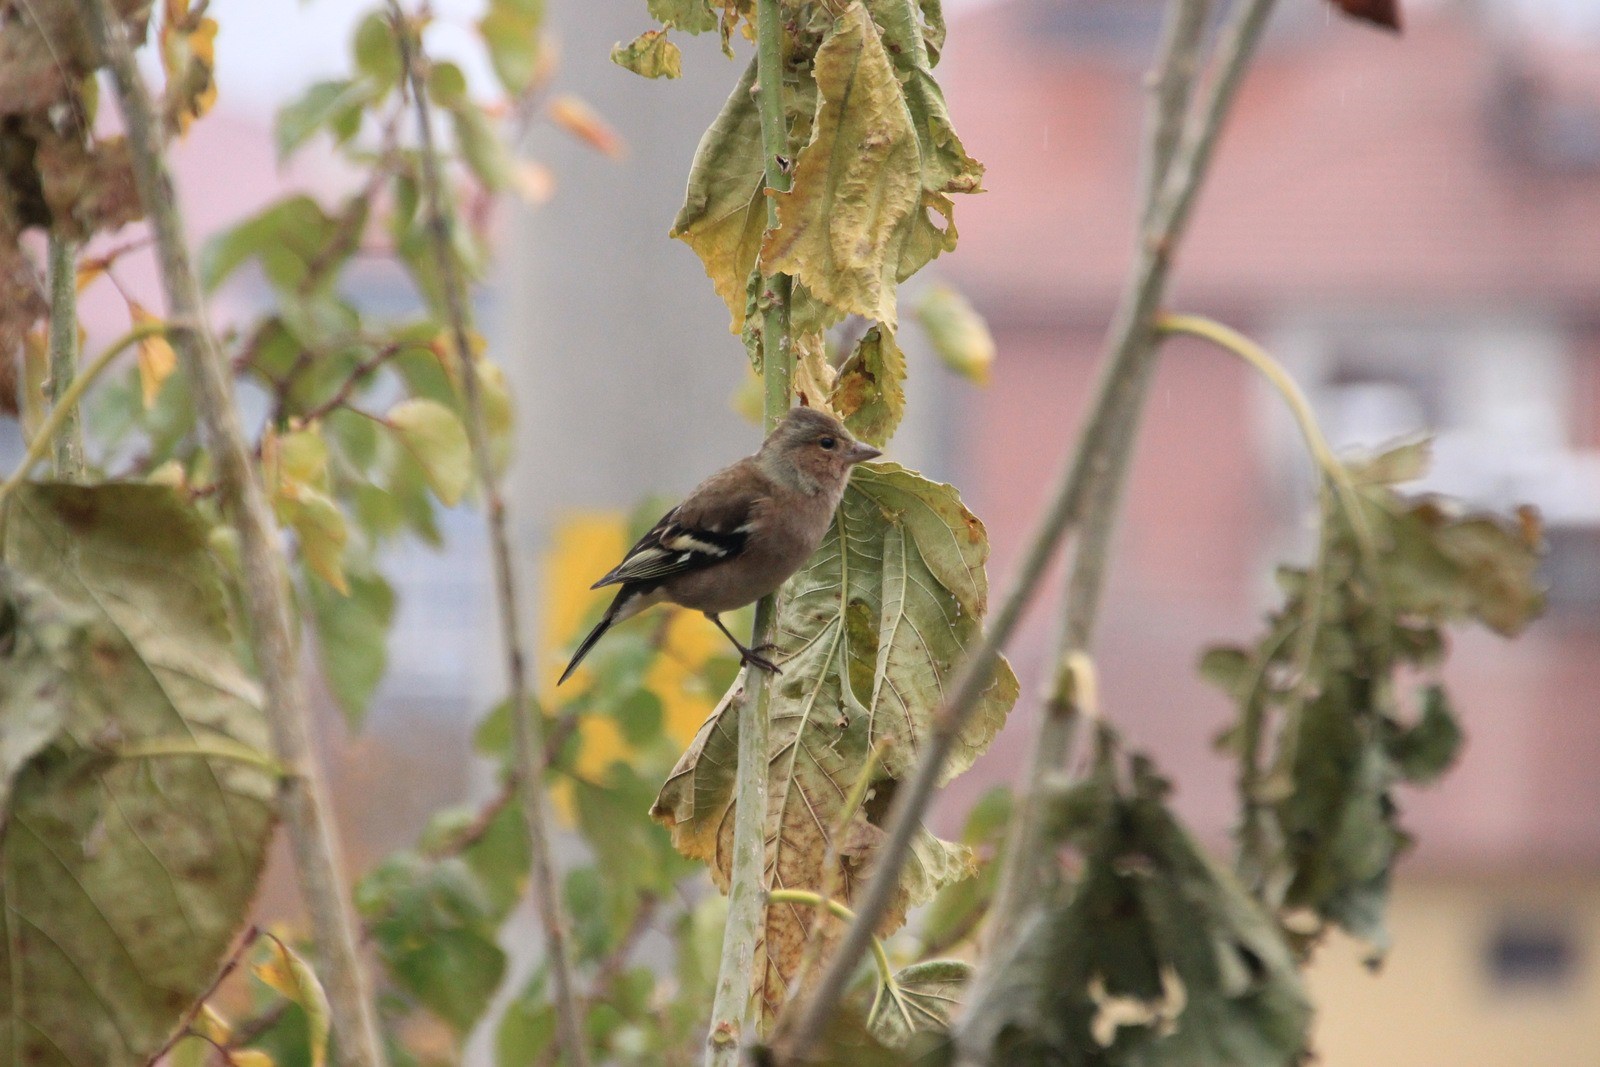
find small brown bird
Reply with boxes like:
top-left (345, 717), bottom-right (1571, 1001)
top-left (558, 407), bottom-right (882, 684)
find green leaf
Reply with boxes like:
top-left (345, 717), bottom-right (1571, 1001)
top-left (275, 78), bottom-right (370, 161)
top-left (0, 485), bottom-right (275, 1067)
top-left (869, 960), bottom-right (972, 1047)
top-left (915, 282), bottom-right (995, 385)
top-left (357, 851), bottom-right (508, 1033)
top-left (480, 1), bottom-right (544, 96)
top-left (428, 60), bottom-right (469, 108)
top-left (917, 786), bottom-right (1011, 956)
top-left (611, 29), bottom-right (682, 79)
top-left (496, 973), bottom-right (556, 1066)
top-left (352, 12), bottom-right (403, 90)
top-left (832, 324), bottom-right (908, 447)
top-left (386, 397), bottom-right (472, 507)
top-left (308, 568), bottom-right (395, 728)
top-left (761, 5), bottom-right (922, 329)
top-left (962, 754), bottom-right (1311, 1066)
top-left (198, 195), bottom-right (340, 292)
top-left (449, 102), bottom-right (516, 191)
top-left (653, 463), bottom-right (1017, 1017)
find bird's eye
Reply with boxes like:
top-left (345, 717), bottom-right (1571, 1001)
top-left (819, 436), bottom-right (836, 450)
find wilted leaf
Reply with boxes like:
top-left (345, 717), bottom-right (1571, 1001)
top-left (0, 484), bottom-right (275, 1067)
top-left (254, 937), bottom-right (331, 1067)
top-left (960, 752), bottom-right (1311, 1066)
top-left (387, 397), bottom-right (472, 507)
top-left (1325, 0), bottom-right (1401, 31)
top-left (916, 283), bottom-right (994, 385)
top-left (0, 570), bottom-right (75, 814)
top-left (653, 464), bottom-right (1017, 1017)
top-left (650, 0), bottom-right (719, 33)
top-left (917, 786), bottom-right (1012, 957)
top-left (611, 29), bottom-right (682, 79)
top-left (832, 325), bottom-right (907, 447)
top-left (761, 5), bottom-right (921, 330)
top-left (670, 59), bottom-right (765, 333)
top-left (161, 6), bottom-right (219, 137)
top-left (870, 960), bottom-right (972, 1047)
top-left (1386, 685), bottom-right (1461, 785)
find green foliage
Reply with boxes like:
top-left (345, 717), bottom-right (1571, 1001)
top-left (0, 485), bottom-right (276, 1067)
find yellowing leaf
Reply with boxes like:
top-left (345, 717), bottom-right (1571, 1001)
top-left (510, 159), bottom-right (555, 204)
top-left (161, 7), bottom-right (219, 137)
top-left (253, 937), bottom-right (331, 1067)
top-left (477, 361), bottom-right (515, 476)
top-left (547, 95), bottom-right (626, 159)
top-left (387, 398), bottom-right (472, 507)
top-left (230, 1052), bottom-right (277, 1067)
top-left (128, 304), bottom-right (178, 407)
top-left (831, 324), bottom-right (907, 446)
top-left (915, 282), bottom-right (995, 385)
top-left (760, 6), bottom-right (921, 330)
top-left (265, 426), bottom-right (348, 594)
top-left (611, 29), bottom-right (683, 79)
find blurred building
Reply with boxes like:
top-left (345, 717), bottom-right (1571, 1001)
top-left (934, 2), bottom-right (1600, 1063)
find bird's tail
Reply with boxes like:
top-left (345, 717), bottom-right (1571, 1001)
top-left (558, 595), bottom-right (623, 685)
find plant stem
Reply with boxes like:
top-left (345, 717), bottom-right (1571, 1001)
top-left (781, 0), bottom-right (1280, 1057)
top-left (76, 5), bottom-right (388, 1065)
top-left (984, 0), bottom-right (1212, 956)
top-left (46, 235), bottom-right (84, 478)
top-left (381, 6), bottom-right (588, 1064)
top-left (707, 0), bottom-right (793, 1062)
top-left (0, 321), bottom-right (171, 511)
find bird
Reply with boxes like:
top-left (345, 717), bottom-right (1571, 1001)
top-left (558, 407), bottom-right (882, 685)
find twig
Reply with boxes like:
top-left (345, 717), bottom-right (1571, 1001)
top-left (76, 5), bottom-right (390, 1065)
top-left (298, 341), bottom-right (410, 424)
top-left (145, 924), bottom-right (261, 1066)
top-left (382, 5), bottom-right (588, 1064)
top-left (779, 0), bottom-right (1282, 1057)
top-left (984, 0), bottom-right (1212, 956)
top-left (46, 235), bottom-right (84, 478)
top-left (706, 0), bottom-right (793, 1061)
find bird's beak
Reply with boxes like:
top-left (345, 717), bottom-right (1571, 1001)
top-left (848, 442), bottom-right (883, 464)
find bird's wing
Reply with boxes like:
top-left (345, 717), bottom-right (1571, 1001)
top-left (591, 473), bottom-right (759, 589)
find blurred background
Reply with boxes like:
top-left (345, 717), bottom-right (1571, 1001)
top-left (12, 0), bottom-right (1598, 1063)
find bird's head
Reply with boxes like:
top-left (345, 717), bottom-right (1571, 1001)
top-left (759, 406), bottom-right (882, 495)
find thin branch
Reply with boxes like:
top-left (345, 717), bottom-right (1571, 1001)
top-left (706, 0), bottom-right (793, 1061)
top-left (780, 0), bottom-right (1282, 1056)
top-left (75, 5), bottom-right (389, 1066)
top-left (381, 6), bottom-right (588, 1064)
top-left (985, 0), bottom-right (1212, 955)
top-left (145, 925), bottom-right (261, 1066)
top-left (46, 235), bottom-right (84, 478)
top-left (298, 340), bottom-right (410, 424)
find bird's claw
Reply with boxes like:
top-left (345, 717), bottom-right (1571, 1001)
top-left (741, 649), bottom-right (782, 675)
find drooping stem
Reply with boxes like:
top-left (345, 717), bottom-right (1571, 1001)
top-left (985, 0), bottom-right (1212, 955)
top-left (707, 1), bottom-right (793, 1061)
top-left (0, 321), bottom-right (172, 511)
top-left (382, 5), bottom-right (587, 1064)
top-left (46, 235), bottom-right (84, 478)
top-left (76, 4), bottom-right (389, 1065)
top-left (781, 0), bottom-right (1281, 1056)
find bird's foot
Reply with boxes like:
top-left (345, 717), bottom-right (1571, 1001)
top-left (740, 647), bottom-right (782, 674)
